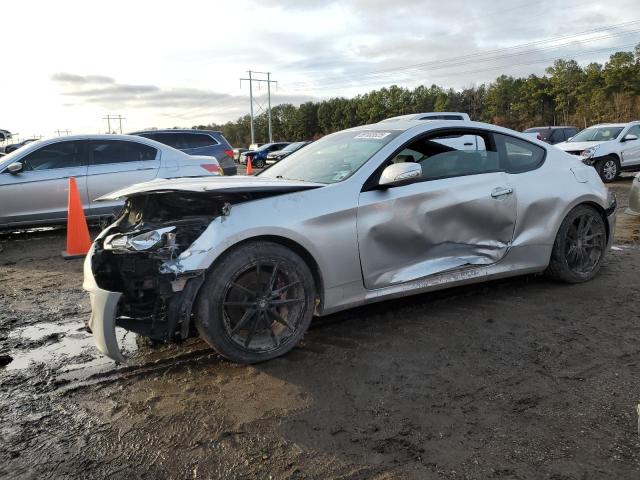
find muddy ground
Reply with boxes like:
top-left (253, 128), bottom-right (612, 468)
top-left (1, 176), bottom-right (639, 479)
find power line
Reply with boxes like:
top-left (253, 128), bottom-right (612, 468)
top-left (297, 42), bottom-right (637, 94)
top-left (240, 71), bottom-right (278, 143)
top-left (102, 114), bottom-right (126, 134)
top-left (286, 20), bottom-right (640, 91)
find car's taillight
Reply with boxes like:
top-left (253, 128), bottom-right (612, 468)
top-left (201, 164), bottom-right (221, 174)
top-left (224, 149), bottom-right (233, 158)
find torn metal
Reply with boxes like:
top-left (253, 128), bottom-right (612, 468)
top-left (85, 180), bottom-right (321, 362)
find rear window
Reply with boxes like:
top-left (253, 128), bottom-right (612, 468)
top-left (420, 115), bottom-right (464, 120)
top-left (495, 134), bottom-right (545, 173)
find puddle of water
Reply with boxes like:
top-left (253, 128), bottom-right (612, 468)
top-left (6, 322), bottom-right (138, 375)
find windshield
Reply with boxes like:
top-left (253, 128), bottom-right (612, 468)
top-left (260, 130), bottom-right (400, 184)
top-left (282, 142), bottom-right (306, 152)
top-left (570, 127), bottom-right (623, 142)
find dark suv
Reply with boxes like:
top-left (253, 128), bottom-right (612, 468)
top-left (131, 130), bottom-right (237, 175)
top-left (523, 126), bottom-right (578, 145)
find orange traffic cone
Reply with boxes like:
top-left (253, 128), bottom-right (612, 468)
top-left (62, 176), bottom-right (92, 259)
top-left (246, 156), bottom-right (253, 175)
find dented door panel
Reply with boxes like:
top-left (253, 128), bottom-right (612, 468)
top-left (357, 172), bottom-right (517, 290)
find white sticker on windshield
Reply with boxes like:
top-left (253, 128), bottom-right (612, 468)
top-left (354, 131), bottom-right (391, 140)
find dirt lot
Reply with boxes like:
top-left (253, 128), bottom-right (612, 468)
top-left (1, 176), bottom-right (639, 479)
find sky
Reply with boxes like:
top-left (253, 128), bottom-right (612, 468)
top-left (1, 0), bottom-right (639, 139)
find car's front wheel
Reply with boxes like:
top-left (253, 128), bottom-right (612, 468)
top-left (596, 156), bottom-right (619, 183)
top-left (253, 157), bottom-right (265, 168)
top-left (195, 241), bottom-right (316, 363)
top-left (545, 205), bottom-right (607, 283)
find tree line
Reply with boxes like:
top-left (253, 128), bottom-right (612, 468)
top-left (194, 44), bottom-right (640, 147)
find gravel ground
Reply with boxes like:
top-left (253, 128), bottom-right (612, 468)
top-left (0, 176), bottom-right (639, 479)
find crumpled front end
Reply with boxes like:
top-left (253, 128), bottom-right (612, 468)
top-left (83, 192), bottom-right (218, 362)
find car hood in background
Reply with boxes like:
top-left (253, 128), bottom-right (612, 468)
top-left (96, 176), bottom-right (325, 201)
top-left (555, 140), bottom-right (607, 151)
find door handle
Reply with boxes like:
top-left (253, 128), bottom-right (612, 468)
top-left (491, 187), bottom-right (513, 198)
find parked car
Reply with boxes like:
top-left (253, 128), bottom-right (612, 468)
top-left (380, 112), bottom-right (471, 122)
top-left (5, 138), bottom-right (38, 154)
top-left (240, 142), bottom-right (291, 168)
top-left (131, 130), bottom-right (237, 176)
top-left (266, 141), bottom-right (311, 164)
top-left (0, 134), bottom-right (221, 229)
top-left (523, 126), bottom-right (578, 145)
top-left (84, 119), bottom-right (615, 364)
top-left (555, 121), bottom-right (640, 182)
top-left (249, 143), bottom-right (266, 150)
top-left (626, 173), bottom-right (640, 216)
top-left (233, 148), bottom-right (249, 161)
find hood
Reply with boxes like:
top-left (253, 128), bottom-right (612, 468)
top-left (555, 140), bottom-right (606, 151)
top-left (96, 175), bottom-right (325, 201)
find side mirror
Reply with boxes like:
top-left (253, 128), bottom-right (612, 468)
top-left (7, 162), bottom-right (23, 174)
top-left (622, 134), bottom-right (638, 142)
top-left (567, 136), bottom-right (573, 142)
top-left (379, 162), bottom-right (422, 188)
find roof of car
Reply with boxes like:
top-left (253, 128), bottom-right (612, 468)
top-left (590, 122), bottom-right (638, 128)
top-left (131, 129), bottom-right (222, 134)
top-left (347, 119), bottom-right (508, 134)
top-left (525, 126), bottom-right (576, 129)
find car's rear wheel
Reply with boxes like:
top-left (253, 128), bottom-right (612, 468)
top-left (195, 241), bottom-right (316, 363)
top-left (545, 205), bottom-right (607, 283)
top-left (596, 156), bottom-right (619, 183)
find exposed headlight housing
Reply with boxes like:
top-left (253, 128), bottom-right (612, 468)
top-left (580, 145), bottom-right (600, 163)
top-left (104, 226), bottom-right (176, 252)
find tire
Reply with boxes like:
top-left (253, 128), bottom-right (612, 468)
top-left (253, 158), bottom-right (265, 169)
top-left (195, 241), bottom-right (316, 363)
top-left (545, 205), bottom-right (607, 283)
top-left (596, 156), bottom-right (619, 183)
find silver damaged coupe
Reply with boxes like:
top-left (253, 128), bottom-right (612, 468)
top-left (84, 119), bottom-right (617, 363)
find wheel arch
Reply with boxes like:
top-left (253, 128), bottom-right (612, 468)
top-left (204, 234), bottom-right (325, 313)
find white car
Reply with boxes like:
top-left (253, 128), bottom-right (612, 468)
top-left (555, 121), bottom-right (640, 182)
top-left (0, 134), bottom-right (222, 229)
top-left (381, 112), bottom-right (476, 151)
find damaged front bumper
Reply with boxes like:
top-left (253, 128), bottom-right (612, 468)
top-left (83, 246), bottom-right (125, 362)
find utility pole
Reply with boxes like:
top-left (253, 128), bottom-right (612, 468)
top-left (240, 71), bottom-right (277, 144)
top-left (102, 114), bottom-right (126, 134)
top-left (55, 129), bottom-right (71, 136)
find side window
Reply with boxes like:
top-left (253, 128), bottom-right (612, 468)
top-left (149, 133), bottom-right (181, 149)
top-left (495, 134), bottom-right (545, 174)
top-left (549, 129), bottom-right (565, 143)
top-left (564, 128), bottom-right (577, 139)
top-left (183, 133), bottom-right (217, 148)
top-left (387, 130), bottom-right (500, 181)
top-left (20, 141), bottom-right (84, 171)
top-left (90, 140), bottom-right (157, 165)
top-left (626, 125), bottom-right (640, 138)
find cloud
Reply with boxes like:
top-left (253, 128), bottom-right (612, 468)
top-left (51, 73), bottom-right (317, 123)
